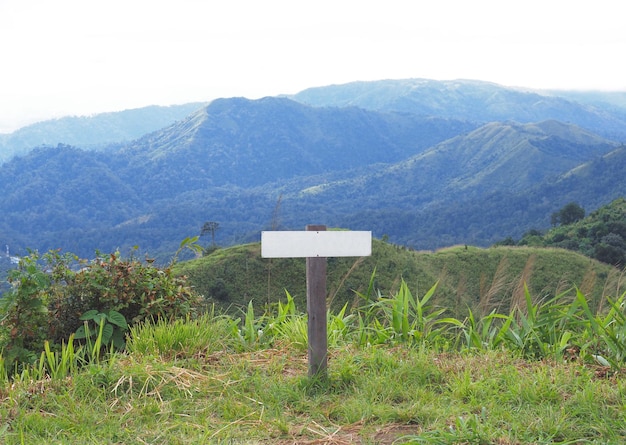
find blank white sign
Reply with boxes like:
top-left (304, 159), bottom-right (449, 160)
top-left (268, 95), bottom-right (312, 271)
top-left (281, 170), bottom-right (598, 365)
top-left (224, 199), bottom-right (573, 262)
top-left (261, 230), bottom-right (372, 258)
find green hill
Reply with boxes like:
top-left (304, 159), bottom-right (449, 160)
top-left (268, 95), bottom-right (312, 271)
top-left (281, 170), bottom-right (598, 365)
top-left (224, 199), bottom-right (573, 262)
top-left (511, 197), bottom-right (626, 267)
top-left (175, 238), bottom-right (624, 317)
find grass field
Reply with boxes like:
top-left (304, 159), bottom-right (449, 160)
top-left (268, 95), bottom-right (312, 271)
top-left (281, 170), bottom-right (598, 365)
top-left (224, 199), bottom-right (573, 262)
top-left (2, 283), bottom-right (625, 444)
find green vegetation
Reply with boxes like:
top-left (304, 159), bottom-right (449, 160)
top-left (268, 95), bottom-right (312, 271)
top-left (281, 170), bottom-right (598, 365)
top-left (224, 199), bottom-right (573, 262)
top-left (2, 234), bottom-right (626, 443)
top-left (1, 249), bottom-right (201, 373)
top-left (0, 102), bottom-right (207, 164)
top-left (3, 89), bottom-right (625, 261)
top-left (174, 239), bottom-right (624, 318)
top-left (2, 81), bottom-right (626, 442)
top-left (510, 198), bottom-right (626, 267)
top-left (1, 280), bottom-right (625, 443)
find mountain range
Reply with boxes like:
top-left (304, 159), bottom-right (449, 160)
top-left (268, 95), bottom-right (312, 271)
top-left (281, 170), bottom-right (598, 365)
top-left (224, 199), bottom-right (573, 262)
top-left (0, 79), bottom-right (625, 261)
top-left (0, 102), bottom-right (207, 164)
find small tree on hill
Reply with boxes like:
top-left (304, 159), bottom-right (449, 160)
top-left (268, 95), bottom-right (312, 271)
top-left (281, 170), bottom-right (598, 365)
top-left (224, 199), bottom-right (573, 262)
top-left (551, 202), bottom-right (585, 226)
top-left (200, 221), bottom-right (220, 253)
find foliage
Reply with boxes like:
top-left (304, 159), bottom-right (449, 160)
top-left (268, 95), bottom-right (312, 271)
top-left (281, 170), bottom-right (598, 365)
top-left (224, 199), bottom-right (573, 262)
top-left (0, 257), bottom-right (17, 297)
top-left (1, 292), bottom-right (626, 443)
top-left (262, 290), bottom-right (308, 350)
top-left (74, 309), bottom-right (128, 350)
top-left (514, 197), bottom-right (626, 266)
top-left (0, 250), bottom-right (69, 369)
top-left (4, 256), bottom-right (626, 384)
top-left (49, 250), bottom-right (201, 344)
top-left (169, 236), bottom-right (204, 266)
top-left (3, 257), bottom-right (626, 443)
top-left (125, 311), bottom-right (235, 358)
top-left (355, 280), bottom-right (461, 347)
top-left (551, 201), bottom-right (586, 226)
top-left (0, 248), bottom-right (201, 376)
top-left (3, 89), bottom-right (625, 260)
top-left (0, 319), bottom-right (113, 387)
top-left (167, 273), bottom-right (626, 371)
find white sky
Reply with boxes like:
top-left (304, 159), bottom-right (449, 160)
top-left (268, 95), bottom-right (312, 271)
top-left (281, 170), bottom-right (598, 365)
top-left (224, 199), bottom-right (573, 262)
top-left (1, 0), bottom-right (624, 133)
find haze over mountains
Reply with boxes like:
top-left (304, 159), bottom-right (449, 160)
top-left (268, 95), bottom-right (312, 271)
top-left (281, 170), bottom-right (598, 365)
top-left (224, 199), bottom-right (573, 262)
top-left (0, 103), bottom-right (207, 164)
top-left (1, 79), bottom-right (625, 260)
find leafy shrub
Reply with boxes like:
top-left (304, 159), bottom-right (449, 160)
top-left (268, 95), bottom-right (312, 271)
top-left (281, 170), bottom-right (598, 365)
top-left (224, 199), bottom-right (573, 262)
top-left (0, 248), bottom-right (202, 374)
top-left (503, 198), bottom-right (626, 266)
top-left (48, 251), bottom-right (202, 343)
top-left (0, 250), bottom-right (74, 368)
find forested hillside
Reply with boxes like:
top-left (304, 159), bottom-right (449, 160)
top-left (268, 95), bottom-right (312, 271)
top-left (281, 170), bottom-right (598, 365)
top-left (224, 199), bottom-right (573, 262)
top-left (119, 97), bottom-right (477, 192)
top-left (290, 79), bottom-right (626, 140)
top-left (0, 102), bottom-right (206, 164)
top-left (509, 198), bottom-right (626, 267)
top-left (0, 97), bottom-right (479, 258)
top-left (287, 120), bottom-right (616, 209)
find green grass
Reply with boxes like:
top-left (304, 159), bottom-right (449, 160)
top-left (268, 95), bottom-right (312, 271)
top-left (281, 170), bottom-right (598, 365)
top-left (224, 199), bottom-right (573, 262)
top-left (1, 285), bottom-right (626, 444)
top-left (174, 240), bottom-right (626, 319)
top-left (1, 341), bottom-right (624, 444)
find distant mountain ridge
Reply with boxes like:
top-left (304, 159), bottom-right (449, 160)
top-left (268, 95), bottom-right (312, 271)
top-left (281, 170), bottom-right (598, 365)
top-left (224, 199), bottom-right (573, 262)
top-left (290, 79), bottom-right (626, 141)
top-left (0, 102), bottom-right (207, 164)
top-left (0, 78), bottom-right (625, 260)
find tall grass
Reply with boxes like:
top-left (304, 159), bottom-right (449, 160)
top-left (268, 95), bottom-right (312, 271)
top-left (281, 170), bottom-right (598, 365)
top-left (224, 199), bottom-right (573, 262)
top-left (355, 280), bottom-right (462, 347)
top-left (126, 311), bottom-right (236, 358)
top-left (3, 275), bottom-right (626, 389)
top-left (127, 277), bottom-right (626, 369)
top-left (0, 320), bottom-right (113, 385)
top-left (478, 256), bottom-right (510, 316)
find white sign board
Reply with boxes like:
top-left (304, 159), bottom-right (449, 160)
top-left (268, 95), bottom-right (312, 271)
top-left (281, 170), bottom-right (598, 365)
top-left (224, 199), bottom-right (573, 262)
top-left (261, 230), bottom-right (372, 258)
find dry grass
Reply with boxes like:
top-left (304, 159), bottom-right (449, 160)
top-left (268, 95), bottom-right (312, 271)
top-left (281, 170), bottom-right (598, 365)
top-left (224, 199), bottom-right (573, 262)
top-left (328, 257), bottom-right (366, 308)
top-left (271, 421), bottom-right (421, 445)
top-left (479, 256), bottom-right (510, 316)
top-left (511, 254), bottom-right (536, 314)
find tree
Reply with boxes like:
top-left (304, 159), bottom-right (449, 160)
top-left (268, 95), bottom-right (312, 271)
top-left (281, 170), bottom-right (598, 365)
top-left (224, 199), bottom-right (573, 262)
top-left (552, 202), bottom-right (585, 226)
top-left (200, 221), bottom-right (220, 248)
top-left (550, 211), bottom-right (560, 227)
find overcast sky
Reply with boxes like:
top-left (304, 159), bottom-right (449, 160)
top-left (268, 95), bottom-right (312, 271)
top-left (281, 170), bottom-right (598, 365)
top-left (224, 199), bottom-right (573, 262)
top-left (1, 0), bottom-right (624, 133)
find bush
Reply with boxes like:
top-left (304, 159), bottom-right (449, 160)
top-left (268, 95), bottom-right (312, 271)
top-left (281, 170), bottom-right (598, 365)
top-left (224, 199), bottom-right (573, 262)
top-left (0, 251), bottom-right (55, 367)
top-left (48, 251), bottom-right (202, 343)
top-left (0, 249), bottom-right (202, 372)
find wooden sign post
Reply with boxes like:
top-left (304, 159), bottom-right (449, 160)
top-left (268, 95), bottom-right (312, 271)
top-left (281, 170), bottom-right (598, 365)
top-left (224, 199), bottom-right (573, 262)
top-left (261, 225), bottom-right (372, 378)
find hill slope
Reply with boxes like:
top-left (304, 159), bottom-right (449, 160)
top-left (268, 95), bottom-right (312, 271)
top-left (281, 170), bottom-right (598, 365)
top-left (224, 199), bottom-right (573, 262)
top-left (175, 239), bottom-right (625, 317)
top-left (0, 98), bottom-right (624, 258)
top-left (119, 97), bottom-right (477, 193)
top-left (512, 197), bottom-right (626, 266)
top-left (0, 97), bottom-right (478, 257)
top-left (0, 102), bottom-right (207, 164)
top-left (285, 120), bottom-right (617, 209)
top-left (275, 120), bottom-right (622, 248)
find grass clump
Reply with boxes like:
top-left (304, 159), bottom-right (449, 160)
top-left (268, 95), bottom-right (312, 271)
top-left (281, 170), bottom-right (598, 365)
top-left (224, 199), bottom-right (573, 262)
top-left (126, 311), bottom-right (236, 359)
